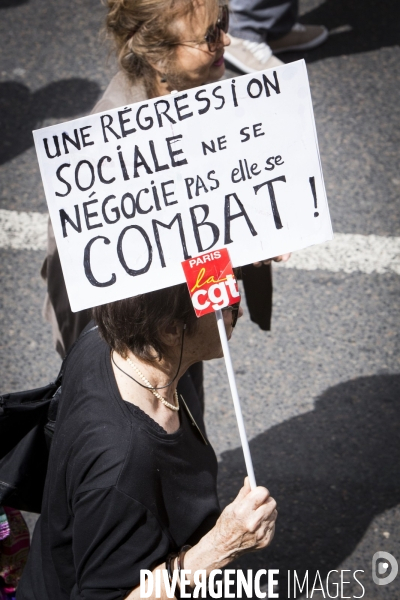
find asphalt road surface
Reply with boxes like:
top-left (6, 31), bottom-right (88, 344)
top-left (1, 0), bottom-right (399, 598)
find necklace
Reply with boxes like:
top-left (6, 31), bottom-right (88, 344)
top-left (122, 355), bottom-right (179, 411)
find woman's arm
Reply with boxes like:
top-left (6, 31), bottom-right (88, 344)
top-left (126, 478), bottom-right (277, 599)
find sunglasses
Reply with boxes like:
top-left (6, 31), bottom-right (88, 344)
top-left (174, 4), bottom-right (229, 52)
top-left (222, 301), bottom-right (240, 328)
top-left (204, 4), bottom-right (230, 52)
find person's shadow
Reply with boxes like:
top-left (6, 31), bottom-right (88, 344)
top-left (291, 0), bottom-right (400, 63)
top-left (0, 0), bottom-right (29, 8)
top-left (0, 79), bottom-right (100, 165)
top-left (217, 374), bottom-right (400, 596)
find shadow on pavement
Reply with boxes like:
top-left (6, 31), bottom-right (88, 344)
top-left (217, 374), bottom-right (400, 594)
top-left (0, 0), bottom-right (29, 7)
top-left (294, 0), bottom-right (400, 63)
top-left (0, 79), bottom-right (100, 165)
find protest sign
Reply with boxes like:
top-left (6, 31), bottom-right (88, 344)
top-left (33, 59), bottom-right (332, 312)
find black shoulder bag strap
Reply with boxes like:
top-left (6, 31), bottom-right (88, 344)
top-left (43, 325), bottom-right (98, 444)
top-left (0, 325), bottom-right (97, 512)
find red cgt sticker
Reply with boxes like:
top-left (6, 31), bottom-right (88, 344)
top-left (181, 248), bottom-right (241, 317)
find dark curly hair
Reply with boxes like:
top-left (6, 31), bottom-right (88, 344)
top-left (92, 283), bottom-right (198, 361)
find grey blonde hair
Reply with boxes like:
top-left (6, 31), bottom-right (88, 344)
top-left (106, 0), bottom-right (221, 97)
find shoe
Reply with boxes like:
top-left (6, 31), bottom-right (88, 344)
top-left (224, 35), bottom-right (284, 74)
top-left (269, 23), bottom-right (328, 53)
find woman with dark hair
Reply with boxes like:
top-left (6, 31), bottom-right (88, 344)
top-left (18, 282), bottom-right (277, 599)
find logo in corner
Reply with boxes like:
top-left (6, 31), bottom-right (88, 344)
top-left (372, 551), bottom-right (398, 586)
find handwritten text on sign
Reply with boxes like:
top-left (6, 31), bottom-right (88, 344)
top-left (182, 248), bottom-right (240, 317)
top-left (33, 60), bottom-right (332, 312)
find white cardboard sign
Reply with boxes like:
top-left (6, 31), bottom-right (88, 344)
top-left (33, 59), bottom-right (332, 312)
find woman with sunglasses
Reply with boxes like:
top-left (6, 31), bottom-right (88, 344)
top-left (42, 0), bottom-right (280, 364)
top-left (18, 279), bottom-right (277, 600)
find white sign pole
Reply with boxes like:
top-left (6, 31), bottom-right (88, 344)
top-left (215, 309), bottom-right (257, 490)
